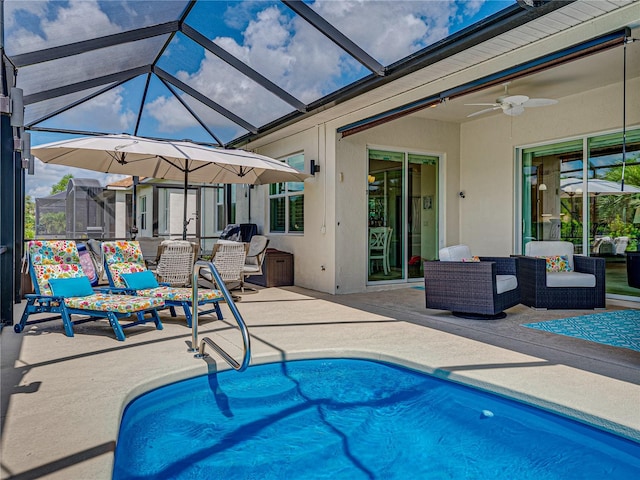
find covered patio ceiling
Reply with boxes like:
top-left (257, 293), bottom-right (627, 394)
top-left (4, 0), bottom-right (609, 149)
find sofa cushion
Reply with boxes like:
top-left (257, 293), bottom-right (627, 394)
top-left (546, 271), bottom-right (596, 288)
top-left (496, 274), bottom-right (518, 294)
top-left (525, 241), bottom-right (574, 270)
top-left (439, 245), bottom-right (472, 262)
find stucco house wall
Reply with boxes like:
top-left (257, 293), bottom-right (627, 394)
top-left (253, 126), bottom-right (336, 293)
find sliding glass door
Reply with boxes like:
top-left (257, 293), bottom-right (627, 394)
top-left (521, 129), bottom-right (640, 298)
top-left (367, 149), bottom-right (439, 283)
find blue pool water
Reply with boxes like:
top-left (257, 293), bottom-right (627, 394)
top-left (114, 359), bottom-right (640, 479)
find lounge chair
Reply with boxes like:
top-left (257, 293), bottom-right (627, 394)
top-left (102, 240), bottom-right (224, 327)
top-left (15, 240), bottom-right (165, 341)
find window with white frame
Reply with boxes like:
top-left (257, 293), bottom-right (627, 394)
top-left (269, 153), bottom-right (304, 233)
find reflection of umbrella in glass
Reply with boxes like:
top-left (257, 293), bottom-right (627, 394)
top-left (33, 134), bottom-right (311, 239)
top-left (560, 178), bottom-right (640, 196)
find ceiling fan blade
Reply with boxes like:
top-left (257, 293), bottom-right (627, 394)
top-left (502, 94), bottom-right (529, 106)
top-left (467, 106), bottom-right (501, 118)
top-left (504, 105), bottom-right (525, 116)
top-left (522, 98), bottom-right (558, 107)
top-left (464, 103), bottom-right (499, 107)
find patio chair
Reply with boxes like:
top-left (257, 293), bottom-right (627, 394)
top-left (86, 238), bottom-right (105, 283)
top-left (136, 236), bottom-right (166, 268)
top-left (369, 226), bottom-right (392, 275)
top-left (156, 240), bottom-right (199, 286)
top-left (15, 240), bottom-right (165, 341)
top-left (614, 236), bottom-right (629, 255)
top-left (241, 235), bottom-right (269, 292)
top-left (198, 241), bottom-right (247, 299)
top-left (626, 252), bottom-right (640, 289)
top-left (518, 241), bottom-right (605, 309)
top-left (102, 240), bottom-right (224, 327)
top-left (424, 244), bottom-right (520, 319)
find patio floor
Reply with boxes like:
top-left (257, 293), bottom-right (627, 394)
top-left (2, 285), bottom-right (639, 479)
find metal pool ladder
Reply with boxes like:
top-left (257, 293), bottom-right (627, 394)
top-left (190, 262), bottom-right (251, 371)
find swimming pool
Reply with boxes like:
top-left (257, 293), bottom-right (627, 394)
top-left (114, 358), bottom-right (640, 479)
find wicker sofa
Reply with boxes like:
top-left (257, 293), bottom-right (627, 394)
top-left (424, 245), bottom-right (520, 320)
top-left (517, 241), bottom-right (605, 309)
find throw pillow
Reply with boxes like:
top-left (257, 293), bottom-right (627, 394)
top-left (121, 270), bottom-right (159, 289)
top-left (48, 276), bottom-right (94, 297)
top-left (542, 255), bottom-right (573, 272)
top-left (461, 256), bottom-right (480, 262)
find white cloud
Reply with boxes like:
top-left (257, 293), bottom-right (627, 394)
top-left (52, 87), bottom-right (136, 132)
top-left (312, 0), bottom-right (462, 65)
top-left (6, 0), bottom-right (122, 54)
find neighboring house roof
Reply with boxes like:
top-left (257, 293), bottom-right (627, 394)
top-left (8, 0), bottom-right (636, 149)
top-left (107, 177), bottom-right (135, 189)
top-left (106, 177), bottom-right (149, 189)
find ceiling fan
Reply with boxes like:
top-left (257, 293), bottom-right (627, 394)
top-left (465, 83), bottom-right (558, 118)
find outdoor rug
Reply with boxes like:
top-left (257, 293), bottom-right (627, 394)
top-left (522, 310), bottom-right (640, 352)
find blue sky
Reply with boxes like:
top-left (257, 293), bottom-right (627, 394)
top-left (5, 0), bottom-right (514, 198)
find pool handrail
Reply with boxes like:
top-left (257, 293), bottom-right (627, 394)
top-left (191, 261), bottom-right (251, 371)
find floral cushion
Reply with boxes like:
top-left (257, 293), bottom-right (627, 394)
top-left (542, 255), bottom-right (573, 273)
top-left (33, 264), bottom-right (84, 296)
top-left (28, 240), bottom-right (80, 265)
top-left (109, 263), bottom-right (146, 288)
top-left (63, 293), bottom-right (164, 313)
top-left (102, 241), bottom-right (145, 265)
top-left (461, 256), bottom-right (480, 262)
top-left (137, 286), bottom-right (224, 302)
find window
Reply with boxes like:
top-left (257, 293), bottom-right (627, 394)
top-left (269, 153), bottom-right (304, 233)
top-left (140, 195), bottom-right (147, 230)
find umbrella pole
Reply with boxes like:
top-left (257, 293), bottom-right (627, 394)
top-left (131, 176), bottom-right (139, 239)
top-left (183, 168), bottom-right (188, 240)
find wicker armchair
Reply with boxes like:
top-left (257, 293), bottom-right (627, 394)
top-left (424, 245), bottom-right (520, 320)
top-left (241, 235), bottom-right (269, 292)
top-left (518, 241), bottom-right (605, 309)
top-left (156, 240), bottom-right (198, 287)
top-left (627, 252), bottom-right (640, 289)
top-left (199, 242), bottom-right (248, 296)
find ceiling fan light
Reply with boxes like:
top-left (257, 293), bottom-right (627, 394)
top-left (504, 105), bottom-right (525, 116)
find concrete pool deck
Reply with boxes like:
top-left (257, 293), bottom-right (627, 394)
top-left (2, 285), bottom-right (639, 479)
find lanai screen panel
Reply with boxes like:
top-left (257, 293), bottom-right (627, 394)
top-left (307, 0), bottom-right (515, 66)
top-left (157, 32), bottom-right (295, 128)
top-left (18, 35), bottom-right (170, 98)
top-left (4, 0), bottom-right (189, 55)
top-left (185, 0), bottom-right (369, 105)
top-left (158, 90), bottom-right (252, 145)
top-left (25, 84), bottom-right (116, 126)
